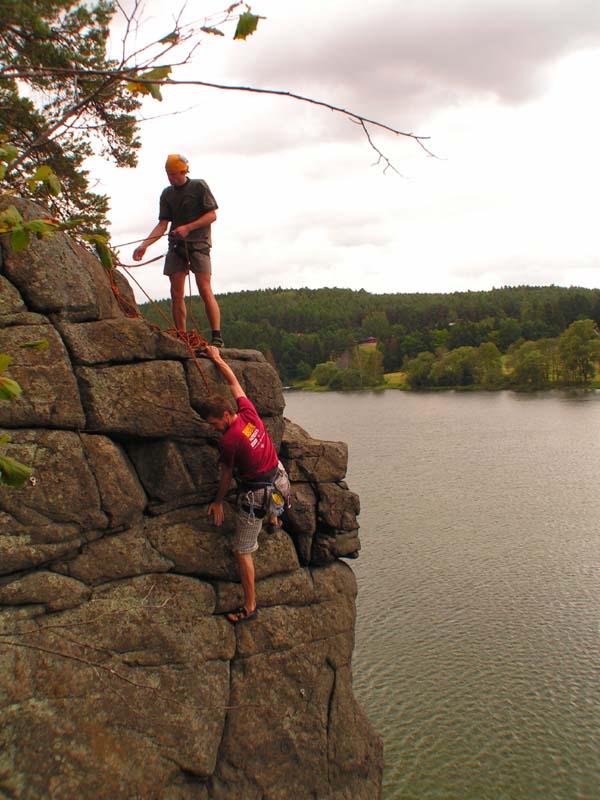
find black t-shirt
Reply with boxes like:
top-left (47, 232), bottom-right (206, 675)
top-left (159, 178), bottom-right (218, 247)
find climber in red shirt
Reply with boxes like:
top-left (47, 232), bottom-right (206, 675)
top-left (200, 346), bottom-right (290, 623)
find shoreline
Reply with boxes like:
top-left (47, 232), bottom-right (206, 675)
top-left (285, 383), bottom-right (600, 395)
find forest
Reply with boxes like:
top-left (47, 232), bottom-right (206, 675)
top-left (138, 285), bottom-right (600, 390)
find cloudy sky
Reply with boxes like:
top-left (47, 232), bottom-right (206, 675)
top-left (91, 0), bottom-right (600, 304)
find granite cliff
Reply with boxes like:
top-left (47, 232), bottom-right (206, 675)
top-left (0, 198), bottom-right (383, 799)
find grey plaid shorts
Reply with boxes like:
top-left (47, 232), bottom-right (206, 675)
top-left (232, 463), bottom-right (290, 555)
top-left (233, 506), bottom-right (263, 555)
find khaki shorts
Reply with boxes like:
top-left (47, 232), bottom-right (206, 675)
top-left (164, 247), bottom-right (211, 276)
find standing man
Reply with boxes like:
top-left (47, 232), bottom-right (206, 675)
top-left (201, 346), bottom-right (290, 623)
top-left (133, 154), bottom-right (224, 347)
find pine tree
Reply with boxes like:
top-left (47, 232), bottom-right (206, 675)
top-left (0, 0), bottom-right (141, 231)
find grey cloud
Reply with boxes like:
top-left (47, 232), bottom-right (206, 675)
top-left (221, 0), bottom-right (600, 123)
top-left (174, 94), bottom-right (354, 157)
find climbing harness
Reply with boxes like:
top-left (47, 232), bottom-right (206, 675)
top-left (167, 235), bottom-right (209, 263)
top-left (237, 464), bottom-right (290, 520)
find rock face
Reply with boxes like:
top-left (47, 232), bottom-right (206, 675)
top-left (0, 198), bottom-right (382, 799)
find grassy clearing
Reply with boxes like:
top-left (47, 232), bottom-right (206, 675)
top-left (383, 371), bottom-right (406, 389)
top-left (291, 372), bottom-right (407, 391)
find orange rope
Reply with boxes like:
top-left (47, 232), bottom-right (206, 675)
top-left (117, 262), bottom-right (173, 327)
top-left (106, 267), bottom-right (140, 319)
top-left (109, 257), bottom-right (211, 393)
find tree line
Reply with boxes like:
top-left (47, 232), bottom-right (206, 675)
top-left (403, 320), bottom-right (600, 390)
top-left (138, 284), bottom-right (600, 388)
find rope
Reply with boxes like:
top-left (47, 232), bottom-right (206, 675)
top-left (117, 252), bottom-right (166, 269)
top-left (117, 261), bottom-right (173, 327)
top-left (112, 232), bottom-right (168, 250)
top-left (109, 253), bottom-right (212, 393)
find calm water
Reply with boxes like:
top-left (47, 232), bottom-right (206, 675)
top-left (283, 390), bottom-right (600, 800)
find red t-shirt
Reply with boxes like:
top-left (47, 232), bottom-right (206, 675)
top-left (218, 396), bottom-right (278, 481)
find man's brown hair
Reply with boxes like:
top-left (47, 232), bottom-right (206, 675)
top-left (199, 394), bottom-right (235, 419)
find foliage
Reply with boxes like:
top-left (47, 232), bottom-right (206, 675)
top-left (0, 0), bottom-right (140, 230)
top-left (473, 342), bottom-right (503, 388)
top-left (0, 437), bottom-right (33, 488)
top-left (294, 360), bottom-right (312, 382)
top-left (403, 319), bottom-right (600, 391)
top-left (0, 355), bottom-right (22, 401)
top-left (403, 352), bottom-right (436, 388)
top-left (0, 150), bottom-right (71, 488)
top-left (308, 346), bottom-right (384, 391)
top-left (234, 9), bottom-right (265, 40)
top-left (429, 347), bottom-right (476, 387)
top-left (506, 340), bottom-right (556, 388)
top-left (558, 319), bottom-right (600, 384)
top-left (360, 310), bottom-right (390, 340)
top-left (351, 346), bottom-right (384, 387)
top-left (505, 323), bottom-right (600, 390)
top-left (0, 202), bottom-right (82, 253)
top-left (0, 145), bottom-right (117, 268)
top-left (140, 285), bottom-right (600, 385)
top-left (312, 361), bottom-right (339, 387)
top-left (0, 357), bottom-right (32, 487)
top-left (0, 1), bottom-right (265, 231)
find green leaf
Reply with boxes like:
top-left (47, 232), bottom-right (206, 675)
top-left (159, 31), bottom-right (179, 45)
top-left (0, 453), bottom-right (33, 488)
top-left (47, 174), bottom-right (61, 196)
top-left (19, 339), bottom-right (49, 351)
top-left (95, 241), bottom-right (114, 271)
top-left (31, 165), bottom-right (54, 181)
top-left (201, 26), bottom-right (225, 36)
top-left (82, 233), bottom-right (103, 244)
top-left (10, 227), bottom-right (29, 252)
top-left (234, 11), bottom-right (264, 39)
top-left (126, 66), bottom-right (170, 101)
top-left (24, 220), bottom-right (55, 235)
top-left (26, 165), bottom-right (61, 195)
top-left (0, 205), bottom-right (23, 229)
top-left (0, 376), bottom-right (22, 401)
top-left (0, 145), bottom-right (18, 162)
top-left (0, 435), bottom-right (11, 447)
top-left (0, 355), bottom-right (13, 374)
top-left (143, 66), bottom-right (171, 81)
top-left (0, 165), bottom-right (6, 180)
top-left (60, 218), bottom-right (85, 230)
top-left (147, 83), bottom-right (163, 101)
top-left (126, 80), bottom-right (162, 100)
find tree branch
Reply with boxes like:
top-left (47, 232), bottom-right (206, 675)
top-left (1, 66), bottom-right (435, 154)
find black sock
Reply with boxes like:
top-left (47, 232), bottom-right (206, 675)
top-left (212, 330), bottom-right (221, 338)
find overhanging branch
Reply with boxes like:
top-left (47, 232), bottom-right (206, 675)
top-left (0, 66), bottom-right (436, 157)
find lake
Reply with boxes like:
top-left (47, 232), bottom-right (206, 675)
top-left (283, 390), bottom-right (600, 800)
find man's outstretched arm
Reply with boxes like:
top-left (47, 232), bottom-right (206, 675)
top-left (205, 346), bottom-right (246, 399)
